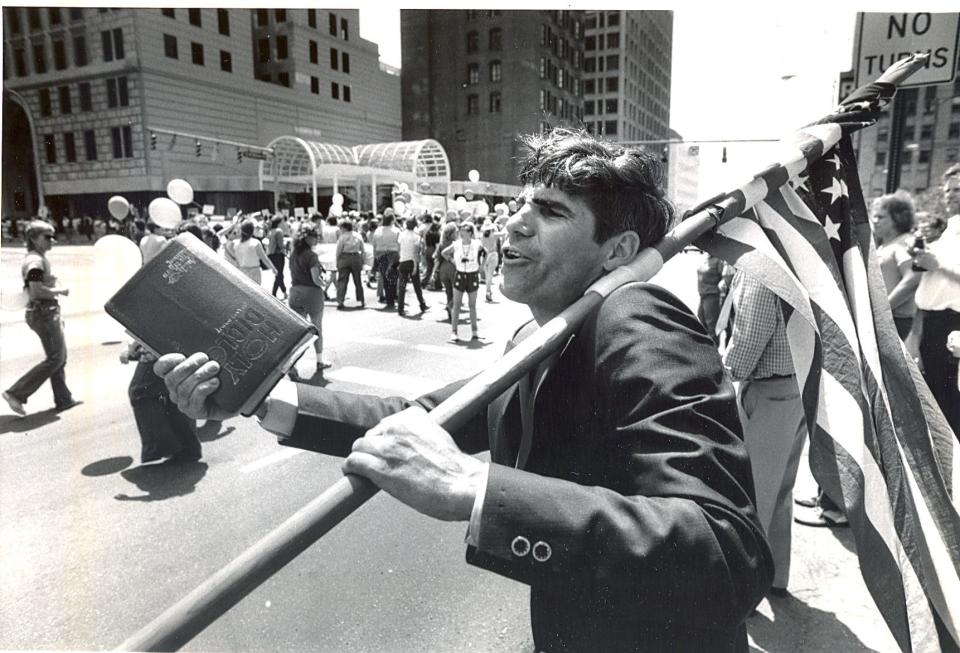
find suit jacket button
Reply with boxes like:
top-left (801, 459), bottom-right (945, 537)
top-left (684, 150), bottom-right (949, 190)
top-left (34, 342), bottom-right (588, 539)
top-left (532, 541), bottom-right (552, 562)
top-left (510, 535), bottom-right (531, 557)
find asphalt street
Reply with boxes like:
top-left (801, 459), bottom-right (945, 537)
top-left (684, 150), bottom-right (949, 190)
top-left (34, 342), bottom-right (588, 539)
top-left (0, 245), bottom-right (897, 652)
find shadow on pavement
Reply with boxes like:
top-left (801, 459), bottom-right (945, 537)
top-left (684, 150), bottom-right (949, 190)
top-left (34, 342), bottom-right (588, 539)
top-left (81, 455), bottom-right (134, 477)
top-left (828, 524), bottom-right (858, 556)
top-left (114, 460), bottom-right (208, 502)
top-left (748, 592), bottom-right (875, 652)
top-left (197, 421), bottom-right (235, 442)
top-left (0, 409), bottom-right (60, 435)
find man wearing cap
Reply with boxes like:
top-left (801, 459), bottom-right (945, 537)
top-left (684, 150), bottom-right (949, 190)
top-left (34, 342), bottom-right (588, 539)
top-left (4, 221), bottom-right (80, 416)
top-left (155, 128), bottom-right (772, 651)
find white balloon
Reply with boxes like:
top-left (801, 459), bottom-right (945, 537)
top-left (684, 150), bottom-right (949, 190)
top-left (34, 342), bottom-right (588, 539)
top-left (166, 178), bottom-right (194, 205)
top-left (393, 200), bottom-right (406, 215)
top-left (330, 205), bottom-right (343, 217)
top-left (454, 196), bottom-right (467, 209)
top-left (468, 169), bottom-right (480, 183)
top-left (107, 195), bottom-right (130, 219)
top-left (148, 197), bottom-right (183, 229)
top-left (508, 200), bottom-right (518, 213)
top-left (332, 193), bottom-right (344, 206)
top-left (93, 235), bottom-right (143, 335)
top-left (398, 183), bottom-right (409, 193)
top-left (477, 201), bottom-right (490, 215)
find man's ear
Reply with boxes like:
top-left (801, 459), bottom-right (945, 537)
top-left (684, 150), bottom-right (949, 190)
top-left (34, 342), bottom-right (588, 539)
top-left (601, 231), bottom-right (642, 272)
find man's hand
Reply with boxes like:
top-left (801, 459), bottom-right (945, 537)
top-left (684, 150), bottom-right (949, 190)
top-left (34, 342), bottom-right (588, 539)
top-left (343, 406), bottom-right (485, 522)
top-left (912, 250), bottom-right (940, 271)
top-left (153, 352), bottom-right (237, 421)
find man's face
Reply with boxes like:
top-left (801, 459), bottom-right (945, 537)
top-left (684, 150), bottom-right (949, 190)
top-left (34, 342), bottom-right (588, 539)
top-left (501, 185), bottom-right (607, 322)
top-left (32, 231), bottom-right (55, 253)
top-left (943, 176), bottom-right (960, 215)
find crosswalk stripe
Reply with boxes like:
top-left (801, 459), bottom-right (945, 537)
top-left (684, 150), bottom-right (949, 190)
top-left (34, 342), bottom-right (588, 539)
top-left (240, 447), bottom-right (304, 473)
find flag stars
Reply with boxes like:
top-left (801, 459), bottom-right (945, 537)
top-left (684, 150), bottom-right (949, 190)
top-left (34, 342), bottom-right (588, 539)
top-left (790, 173), bottom-right (810, 193)
top-left (823, 215), bottom-right (842, 242)
top-left (821, 176), bottom-right (848, 205)
top-left (826, 153), bottom-right (842, 169)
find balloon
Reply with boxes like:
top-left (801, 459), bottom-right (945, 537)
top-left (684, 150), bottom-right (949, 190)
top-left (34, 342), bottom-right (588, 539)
top-left (468, 169), bottom-right (480, 183)
top-left (508, 200), bottom-right (518, 213)
top-left (93, 235), bottom-right (143, 335)
top-left (330, 205), bottom-right (343, 217)
top-left (401, 192), bottom-right (412, 203)
top-left (393, 200), bottom-right (406, 215)
top-left (148, 197), bottom-right (182, 229)
top-left (398, 183), bottom-right (409, 193)
top-left (464, 190), bottom-right (474, 201)
top-left (166, 178), bottom-right (194, 205)
top-left (332, 193), bottom-right (344, 206)
top-left (454, 196), bottom-right (467, 210)
top-left (477, 201), bottom-right (490, 215)
top-left (107, 195), bottom-right (130, 219)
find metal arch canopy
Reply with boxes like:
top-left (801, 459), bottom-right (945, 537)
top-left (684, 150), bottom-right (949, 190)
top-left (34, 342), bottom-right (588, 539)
top-left (260, 137), bottom-right (451, 204)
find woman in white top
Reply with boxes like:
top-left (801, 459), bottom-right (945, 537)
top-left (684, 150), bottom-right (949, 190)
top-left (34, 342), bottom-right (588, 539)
top-left (441, 221), bottom-right (482, 342)
top-left (233, 220), bottom-right (276, 285)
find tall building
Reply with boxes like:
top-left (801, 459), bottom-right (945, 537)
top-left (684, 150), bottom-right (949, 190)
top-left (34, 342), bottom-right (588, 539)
top-left (582, 10), bottom-right (672, 143)
top-left (2, 7), bottom-right (401, 221)
top-left (401, 9), bottom-right (585, 187)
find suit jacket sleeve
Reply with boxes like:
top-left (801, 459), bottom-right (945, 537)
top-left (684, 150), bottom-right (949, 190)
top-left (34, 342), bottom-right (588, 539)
top-left (468, 283), bottom-right (774, 629)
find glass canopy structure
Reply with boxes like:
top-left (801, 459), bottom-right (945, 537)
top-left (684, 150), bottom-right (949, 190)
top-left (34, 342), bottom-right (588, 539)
top-left (259, 137), bottom-right (450, 213)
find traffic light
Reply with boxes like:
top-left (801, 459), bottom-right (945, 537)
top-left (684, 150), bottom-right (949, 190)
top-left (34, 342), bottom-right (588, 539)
top-left (237, 148), bottom-right (244, 164)
top-left (195, 139), bottom-right (202, 157)
top-left (722, 146), bottom-right (728, 163)
top-left (150, 131), bottom-right (157, 150)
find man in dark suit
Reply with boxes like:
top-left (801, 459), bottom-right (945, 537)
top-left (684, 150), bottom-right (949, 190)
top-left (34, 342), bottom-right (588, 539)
top-left (157, 128), bottom-right (773, 651)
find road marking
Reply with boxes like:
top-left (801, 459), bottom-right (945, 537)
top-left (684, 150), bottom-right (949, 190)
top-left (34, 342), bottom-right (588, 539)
top-left (336, 336), bottom-right (486, 359)
top-left (324, 366), bottom-right (438, 396)
top-left (240, 447), bottom-right (305, 473)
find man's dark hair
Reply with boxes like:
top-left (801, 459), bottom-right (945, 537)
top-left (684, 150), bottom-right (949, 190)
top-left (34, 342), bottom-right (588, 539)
top-left (517, 128), bottom-right (675, 246)
top-left (406, 217), bottom-right (417, 230)
top-left (339, 219), bottom-right (353, 231)
top-left (270, 216), bottom-right (283, 229)
top-left (381, 214), bottom-right (394, 227)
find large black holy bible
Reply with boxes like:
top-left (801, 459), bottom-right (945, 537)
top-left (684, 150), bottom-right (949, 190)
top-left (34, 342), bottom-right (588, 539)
top-left (105, 232), bottom-right (317, 416)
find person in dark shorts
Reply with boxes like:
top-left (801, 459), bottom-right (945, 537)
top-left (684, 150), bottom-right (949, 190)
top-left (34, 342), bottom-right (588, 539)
top-left (442, 221), bottom-right (482, 342)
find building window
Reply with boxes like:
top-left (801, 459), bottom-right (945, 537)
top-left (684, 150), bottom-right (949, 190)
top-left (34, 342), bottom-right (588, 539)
top-left (78, 83), bottom-right (92, 111)
top-left (275, 9), bottom-right (286, 23)
top-left (308, 9), bottom-right (316, 28)
top-left (27, 8), bottom-right (40, 31)
top-left (218, 9), bottom-right (229, 35)
top-left (539, 57), bottom-right (546, 79)
top-left (949, 123), bottom-right (960, 140)
top-left (606, 54), bottom-right (619, 70)
top-left (489, 92), bottom-right (501, 113)
top-left (539, 89), bottom-right (545, 111)
top-left (257, 9), bottom-right (268, 26)
top-left (14, 48), bottom-right (26, 77)
top-left (341, 17), bottom-right (348, 40)
top-left (6, 8), bottom-right (21, 33)
top-left (102, 28), bottom-right (124, 62)
top-left (162, 8), bottom-right (174, 18)
top-left (948, 148), bottom-right (959, 163)
top-left (74, 35), bottom-right (88, 67)
top-left (585, 100), bottom-right (594, 115)
top-left (875, 151), bottom-right (886, 166)
top-left (902, 150), bottom-right (913, 165)
top-left (309, 41), bottom-right (318, 64)
top-left (188, 8), bottom-right (201, 26)
top-left (53, 40), bottom-right (67, 71)
top-left (605, 98), bottom-right (618, 114)
top-left (258, 39), bottom-right (270, 63)
top-left (467, 94), bottom-right (479, 115)
top-left (604, 120), bottom-right (618, 136)
top-left (191, 42), bottom-right (204, 65)
top-left (585, 80), bottom-right (596, 95)
top-left (39, 89), bottom-right (52, 117)
top-left (919, 150), bottom-right (931, 164)
top-left (607, 33), bottom-right (620, 48)
top-left (45, 135), bottom-right (57, 164)
top-left (33, 43), bottom-right (47, 74)
top-left (84, 130), bottom-right (97, 160)
top-left (106, 76), bottom-right (129, 108)
top-left (607, 11), bottom-right (620, 26)
top-left (69, 7), bottom-right (82, 21)
top-left (59, 86), bottom-right (72, 114)
top-left (466, 31), bottom-right (478, 53)
top-left (585, 36), bottom-right (595, 50)
top-left (489, 28), bottom-right (502, 51)
top-left (310, 76), bottom-right (319, 94)
top-left (584, 57), bottom-right (595, 73)
top-left (164, 34), bottom-right (178, 59)
top-left (343, 85), bottom-right (351, 102)
top-left (606, 77), bottom-right (618, 92)
top-left (331, 82), bottom-right (339, 99)
top-left (342, 52), bottom-right (349, 73)
top-left (467, 63), bottom-right (479, 85)
top-left (490, 60), bottom-right (501, 83)
top-left (220, 50), bottom-right (232, 72)
top-left (111, 125), bottom-right (133, 159)
top-left (903, 125), bottom-right (915, 140)
top-left (64, 132), bottom-right (77, 163)
top-left (330, 47), bottom-right (338, 70)
top-left (278, 71), bottom-right (290, 87)
top-left (48, 7), bottom-right (61, 25)
top-left (329, 12), bottom-right (337, 36)
top-left (276, 35), bottom-right (288, 60)
top-left (920, 124), bottom-right (934, 140)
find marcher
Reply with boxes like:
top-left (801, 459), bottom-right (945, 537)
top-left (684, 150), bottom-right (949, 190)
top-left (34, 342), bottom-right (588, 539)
top-left (267, 216), bottom-right (288, 300)
top-left (435, 221), bottom-right (458, 321)
top-left (372, 212), bottom-right (401, 308)
top-left (479, 219), bottom-right (503, 302)
top-left (396, 217), bottom-right (429, 316)
top-left (442, 221), bottom-right (482, 342)
top-left (871, 191), bottom-right (920, 338)
top-left (335, 220), bottom-right (366, 309)
top-left (3, 221), bottom-right (80, 416)
top-left (288, 227), bottom-right (330, 376)
top-left (234, 220), bottom-right (276, 285)
top-left (156, 128), bottom-right (773, 651)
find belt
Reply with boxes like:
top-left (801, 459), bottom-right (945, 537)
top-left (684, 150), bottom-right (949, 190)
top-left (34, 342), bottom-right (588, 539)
top-left (756, 373), bottom-right (794, 381)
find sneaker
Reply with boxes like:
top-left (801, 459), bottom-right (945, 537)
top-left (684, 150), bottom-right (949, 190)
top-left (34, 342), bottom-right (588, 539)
top-left (793, 495), bottom-right (819, 509)
top-left (485, 292), bottom-right (493, 303)
top-left (318, 361), bottom-right (333, 370)
top-left (448, 333), bottom-right (461, 343)
top-left (794, 507), bottom-right (849, 528)
top-left (471, 332), bottom-right (480, 341)
top-left (3, 391), bottom-right (25, 416)
top-left (420, 304), bottom-right (429, 313)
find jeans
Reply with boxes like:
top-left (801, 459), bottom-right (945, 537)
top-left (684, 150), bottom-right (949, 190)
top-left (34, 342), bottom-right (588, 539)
top-left (397, 260), bottom-right (427, 312)
top-left (269, 253), bottom-right (287, 296)
top-left (337, 252), bottom-right (365, 304)
top-left (7, 302), bottom-right (72, 406)
top-left (374, 252), bottom-right (399, 305)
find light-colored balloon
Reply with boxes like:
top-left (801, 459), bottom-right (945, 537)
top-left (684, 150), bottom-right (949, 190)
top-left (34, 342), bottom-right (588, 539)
top-left (330, 205), bottom-right (343, 217)
top-left (401, 192), bottom-right (412, 203)
top-left (148, 197), bottom-right (183, 229)
top-left (454, 196), bottom-right (467, 209)
top-left (508, 200), bottom-right (518, 213)
top-left (93, 235), bottom-right (143, 334)
top-left (0, 287), bottom-right (30, 312)
top-left (393, 200), bottom-right (407, 215)
top-left (166, 178), bottom-right (194, 205)
top-left (477, 201), bottom-right (490, 215)
top-left (398, 183), bottom-right (409, 193)
top-left (332, 193), bottom-right (344, 206)
top-left (464, 190), bottom-right (474, 201)
top-left (107, 195), bottom-right (130, 219)
top-left (468, 169), bottom-right (480, 183)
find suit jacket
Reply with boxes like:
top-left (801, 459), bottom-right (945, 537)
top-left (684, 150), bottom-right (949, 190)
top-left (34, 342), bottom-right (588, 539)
top-left (280, 282), bottom-right (774, 651)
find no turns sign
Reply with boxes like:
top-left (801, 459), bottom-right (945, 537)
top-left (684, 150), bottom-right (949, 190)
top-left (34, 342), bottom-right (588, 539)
top-left (854, 12), bottom-right (960, 87)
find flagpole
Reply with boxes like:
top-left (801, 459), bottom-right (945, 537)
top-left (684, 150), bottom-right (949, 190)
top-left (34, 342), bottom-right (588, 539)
top-left (117, 54), bottom-right (929, 653)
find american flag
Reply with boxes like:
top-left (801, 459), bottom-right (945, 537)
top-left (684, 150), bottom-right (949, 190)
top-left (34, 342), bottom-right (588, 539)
top-left (695, 56), bottom-right (960, 651)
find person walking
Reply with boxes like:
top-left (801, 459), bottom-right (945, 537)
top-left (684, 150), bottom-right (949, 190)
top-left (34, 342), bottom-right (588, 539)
top-left (335, 220), bottom-right (366, 309)
top-left (288, 226), bottom-right (330, 376)
top-left (371, 212), bottom-right (401, 308)
top-left (266, 216), bottom-right (288, 300)
top-left (397, 217), bottom-right (429, 316)
top-left (435, 220), bottom-right (458, 321)
top-left (234, 220), bottom-right (276, 285)
top-left (442, 221), bottom-right (482, 342)
top-left (479, 219), bottom-right (503, 302)
top-left (3, 221), bottom-right (80, 416)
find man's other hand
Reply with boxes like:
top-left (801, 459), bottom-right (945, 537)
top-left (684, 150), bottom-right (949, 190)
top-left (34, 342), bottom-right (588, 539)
top-left (344, 406), bottom-right (485, 522)
top-left (153, 352), bottom-right (236, 421)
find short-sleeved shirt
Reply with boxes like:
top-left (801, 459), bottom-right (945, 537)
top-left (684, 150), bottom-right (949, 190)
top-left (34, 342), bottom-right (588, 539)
top-left (372, 225), bottom-right (400, 253)
top-left (453, 239), bottom-right (481, 273)
top-left (876, 231), bottom-right (916, 318)
top-left (266, 228), bottom-right (285, 255)
top-left (21, 252), bottom-right (52, 288)
top-left (398, 230), bottom-right (420, 262)
top-left (337, 232), bottom-right (365, 255)
top-left (290, 248), bottom-right (322, 286)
